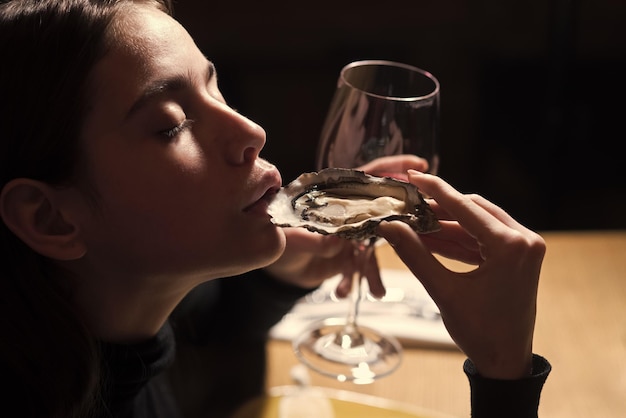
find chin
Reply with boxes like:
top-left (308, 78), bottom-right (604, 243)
top-left (257, 228), bottom-right (287, 268)
top-left (238, 227), bottom-right (287, 273)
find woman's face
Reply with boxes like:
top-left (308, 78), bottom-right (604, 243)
top-left (73, 5), bottom-right (285, 284)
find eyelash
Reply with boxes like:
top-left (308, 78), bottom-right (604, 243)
top-left (160, 119), bottom-right (194, 140)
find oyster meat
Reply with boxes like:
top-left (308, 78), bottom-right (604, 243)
top-left (268, 168), bottom-right (440, 240)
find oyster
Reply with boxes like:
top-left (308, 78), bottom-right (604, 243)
top-left (268, 168), bottom-right (440, 240)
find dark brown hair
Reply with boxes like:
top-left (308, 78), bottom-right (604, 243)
top-left (0, 0), bottom-right (171, 416)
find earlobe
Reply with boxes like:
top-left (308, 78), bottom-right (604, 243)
top-left (0, 179), bottom-right (87, 261)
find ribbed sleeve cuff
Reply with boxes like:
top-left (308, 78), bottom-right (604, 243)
top-left (463, 354), bottom-right (551, 418)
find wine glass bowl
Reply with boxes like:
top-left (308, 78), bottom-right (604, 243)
top-left (293, 60), bottom-right (440, 383)
top-left (316, 60), bottom-right (440, 176)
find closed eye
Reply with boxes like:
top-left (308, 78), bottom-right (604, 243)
top-left (160, 119), bottom-right (194, 140)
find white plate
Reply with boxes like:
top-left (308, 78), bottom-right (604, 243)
top-left (270, 269), bottom-right (456, 349)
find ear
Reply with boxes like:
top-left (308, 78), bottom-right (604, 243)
top-left (0, 178), bottom-right (87, 261)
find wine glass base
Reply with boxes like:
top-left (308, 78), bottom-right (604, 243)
top-left (293, 318), bottom-right (402, 384)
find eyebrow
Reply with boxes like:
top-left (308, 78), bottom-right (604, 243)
top-left (124, 60), bottom-right (216, 120)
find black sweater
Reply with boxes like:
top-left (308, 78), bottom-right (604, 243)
top-left (99, 270), bottom-right (551, 418)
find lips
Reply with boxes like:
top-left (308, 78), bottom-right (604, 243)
top-left (244, 161), bottom-right (282, 214)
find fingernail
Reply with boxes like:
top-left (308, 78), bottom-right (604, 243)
top-left (407, 169), bottom-right (424, 176)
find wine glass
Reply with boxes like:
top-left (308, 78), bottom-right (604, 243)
top-left (292, 60), bottom-right (440, 383)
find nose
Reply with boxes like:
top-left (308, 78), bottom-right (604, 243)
top-left (213, 102), bottom-right (266, 165)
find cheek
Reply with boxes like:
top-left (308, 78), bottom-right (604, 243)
top-left (79, 201), bottom-right (230, 277)
top-left (78, 183), bottom-right (285, 280)
top-left (91, 148), bottom-right (214, 219)
top-left (78, 141), bottom-right (283, 277)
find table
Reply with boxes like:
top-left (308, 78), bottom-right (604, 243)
top-left (265, 230), bottom-right (626, 418)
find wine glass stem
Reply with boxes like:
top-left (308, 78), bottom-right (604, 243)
top-left (344, 269), bottom-right (361, 331)
top-left (337, 239), bottom-right (376, 348)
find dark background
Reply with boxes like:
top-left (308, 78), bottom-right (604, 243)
top-left (172, 0), bottom-right (626, 231)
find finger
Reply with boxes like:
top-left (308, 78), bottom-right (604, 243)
top-left (418, 234), bottom-right (483, 265)
top-left (335, 251), bottom-right (384, 298)
top-left (407, 172), bottom-right (511, 245)
top-left (283, 228), bottom-right (345, 258)
top-left (297, 243), bottom-right (351, 282)
top-left (363, 251), bottom-right (385, 298)
top-left (420, 200), bottom-right (454, 221)
top-left (428, 221), bottom-right (481, 252)
top-left (332, 245), bottom-right (358, 298)
top-left (377, 221), bottom-right (451, 295)
top-left (468, 194), bottom-right (530, 233)
top-left (357, 155), bottom-right (429, 179)
top-left (336, 269), bottom-right (355, 298)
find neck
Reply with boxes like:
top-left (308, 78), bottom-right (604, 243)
top-left (61, 261), bottom-right (194, 344)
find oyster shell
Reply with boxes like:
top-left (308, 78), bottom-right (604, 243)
top-left (268, 168), bottom-right (440, 240)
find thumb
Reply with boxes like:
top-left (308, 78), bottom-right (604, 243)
top-left (285, 228), bottom-right (344, 258)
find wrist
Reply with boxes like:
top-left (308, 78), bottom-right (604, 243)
top-left (470, 349), bottom-right (534, 380)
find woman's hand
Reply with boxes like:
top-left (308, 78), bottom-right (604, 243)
top-left (265, 155), bottom-right (429, 297)
top-left (377, 171), bottom-right (546, 380)
top-left (356, 154), bottom-right (429, 180)
top-left (264, 228), bottom-right (385, 296)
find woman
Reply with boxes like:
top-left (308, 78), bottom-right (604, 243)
top-left (0, 0), bottom-right (549, 417)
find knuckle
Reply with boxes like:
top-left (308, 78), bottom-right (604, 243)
top-left (500, 230), bottom-right (546, 260)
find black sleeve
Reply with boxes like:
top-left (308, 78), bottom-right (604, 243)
top-left (166, 270), bottom-right (313, 418)
top-left (463, 354), bottom-right (551, 418)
